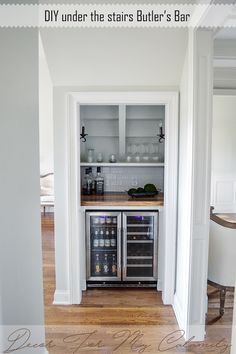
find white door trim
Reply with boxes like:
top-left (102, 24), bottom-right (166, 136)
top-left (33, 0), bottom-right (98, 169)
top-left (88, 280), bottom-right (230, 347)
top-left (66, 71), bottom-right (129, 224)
top-left (66, 91), bottom-right (179, 304)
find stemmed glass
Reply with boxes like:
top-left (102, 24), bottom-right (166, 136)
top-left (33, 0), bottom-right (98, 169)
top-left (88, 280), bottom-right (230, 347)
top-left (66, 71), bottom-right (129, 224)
top-left (152, 143), bottom-right (159, 162)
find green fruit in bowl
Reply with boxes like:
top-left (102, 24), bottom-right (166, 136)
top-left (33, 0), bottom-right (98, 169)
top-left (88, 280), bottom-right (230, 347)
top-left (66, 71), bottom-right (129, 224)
top-left (136, 187), bottom-right (145, 193)
top-left (144, 184), bottom-right (157, 193)
top-left (128, 188), bottom-right (137, 196)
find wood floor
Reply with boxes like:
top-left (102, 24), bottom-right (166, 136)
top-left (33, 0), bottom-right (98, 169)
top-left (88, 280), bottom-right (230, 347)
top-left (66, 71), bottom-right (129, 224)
top-left (42, 213), bottom-right (233, 354)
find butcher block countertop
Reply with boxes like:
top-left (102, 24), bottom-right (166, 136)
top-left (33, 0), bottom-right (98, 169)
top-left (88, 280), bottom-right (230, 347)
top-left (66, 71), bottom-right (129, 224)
top-left (81, 192), bottom-right (164, 207)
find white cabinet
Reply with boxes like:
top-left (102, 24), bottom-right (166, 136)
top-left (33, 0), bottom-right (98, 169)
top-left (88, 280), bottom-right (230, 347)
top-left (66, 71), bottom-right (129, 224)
top-left (80, 104), bottom-right (165, 192)
top-left (80, 104), bottom-right (165, 165)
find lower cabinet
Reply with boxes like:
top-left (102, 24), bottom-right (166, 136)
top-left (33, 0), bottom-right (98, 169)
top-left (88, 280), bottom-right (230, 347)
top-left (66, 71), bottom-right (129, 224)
top-left (86, 211), bottom-right (158, 287)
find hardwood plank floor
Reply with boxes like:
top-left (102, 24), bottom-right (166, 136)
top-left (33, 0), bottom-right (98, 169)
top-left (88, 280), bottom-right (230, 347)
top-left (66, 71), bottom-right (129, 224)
top-left (42, 213), bottom-right (233, 354)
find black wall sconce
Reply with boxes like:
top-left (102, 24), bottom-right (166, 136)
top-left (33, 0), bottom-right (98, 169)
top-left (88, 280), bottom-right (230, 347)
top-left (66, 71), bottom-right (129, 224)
top-left (157, 122), bottom-right (165, 143)
top-left (80, 125), bottom-right (88, 142)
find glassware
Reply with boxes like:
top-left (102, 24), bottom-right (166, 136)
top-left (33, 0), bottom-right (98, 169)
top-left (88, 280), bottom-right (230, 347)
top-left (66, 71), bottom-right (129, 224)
top-left (142, 143), bottom-right (149, 162)
top-left (152, 143), bottom-right (159, 162)
top-left (126, 145), bottom-right (132, 162)
top-left (109, 154), bottom-right (117, 163)
top-left (87, 148), bottom-right (95, 163)
top-left (97, 152), bottom-right (103, 163)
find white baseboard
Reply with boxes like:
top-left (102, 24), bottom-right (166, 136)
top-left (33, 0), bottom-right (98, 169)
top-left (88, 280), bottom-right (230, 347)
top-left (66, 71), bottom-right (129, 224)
top-left (157, 279), bottom-right (162, 291)
top-left (173, 294), bottom-right (206, 341)
top-left (173, 294), bottom-right (185, 332)
top-left (53, 290), bottom-right (71, 305)
top-left (81, 280), bottom-right (87, 291)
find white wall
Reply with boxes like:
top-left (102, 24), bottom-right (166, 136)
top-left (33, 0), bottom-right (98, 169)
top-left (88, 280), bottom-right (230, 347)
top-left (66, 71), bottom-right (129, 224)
top-left (50, 29), bottom-right (187, 303)
top-left (214, 39), bottom-right (236, 90)
top-left (174, 29), bottom-right (213, 341)
top-left (0, 29), bottom-right (46, 352)
top-left (53, 86), bottom-right (173, 303)
top-left (211, 95), bottom-right (236, 212)
top-left (174, 48), bottom-right (193, 332)
top-left (40, 28), bottom-right (187, 87)
top-left (39, 34), bottom-right (54, 174)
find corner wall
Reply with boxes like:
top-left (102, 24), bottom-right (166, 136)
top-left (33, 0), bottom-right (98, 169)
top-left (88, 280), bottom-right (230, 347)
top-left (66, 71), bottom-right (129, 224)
top-left (39, 33), bottom-right (54, 174)
top-left (174, 47), bottom-right (193, 331)
top-left (0, 28), bottom-right (46, 352)
top-left (174, 29), bottom-right (213, 341)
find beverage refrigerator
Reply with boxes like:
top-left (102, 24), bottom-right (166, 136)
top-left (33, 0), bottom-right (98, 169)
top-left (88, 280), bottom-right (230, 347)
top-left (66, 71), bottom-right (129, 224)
top-left (86, 211), bottom-right (158, 286)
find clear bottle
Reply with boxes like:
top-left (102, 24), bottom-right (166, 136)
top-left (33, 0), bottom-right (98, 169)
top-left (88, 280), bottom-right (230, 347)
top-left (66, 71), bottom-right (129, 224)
top-left (110, 228), bottom-right (116, 248)
top-left (95, 254), bottom-right (101, 275)
top-left (88, 167), bottom-right (95, 194)
top-left (103, 254), bottom-right (109, 274)
top-left (93, 230), bottom-right (99, 248)
top-left (82, 168), bottom-right (93, 195)
top-left (105, 229), bottom-right (110, 248)
top-left (111, 254), bottom-right (117, 276)
top-left (99, 229), bottom-right (105, 248)
top-left (95, 167), bottom-right (104, 195)
top-left (106, 216), bottom-right (111, 225)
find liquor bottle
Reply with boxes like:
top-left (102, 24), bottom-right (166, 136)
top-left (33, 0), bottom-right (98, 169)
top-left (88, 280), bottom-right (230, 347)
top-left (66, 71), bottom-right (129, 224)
top-left (99, 229), bottom-right (105, 248)
top-left (106, 216), bottom-right (111, 225)
top-left (95, 167), bottom-right (104, 195)
top-left (88, 167), bottom-right (95, 194)
top-left (94, 254), bottom-right (101, 275)
top-left (103, 254), bottom-right (109, 274)
top-left (82, 168), bottom-right (93, 195)
top-left (105, 229), bottom-right (111, 248)
top-left (100, 216), bottom-right (105, 225)
top-left (111, 254), bottom-right (117, 276)
top-left (93, 230), bottom-right (99, 248)
top-left (110, 228), bottom-right (116, 247)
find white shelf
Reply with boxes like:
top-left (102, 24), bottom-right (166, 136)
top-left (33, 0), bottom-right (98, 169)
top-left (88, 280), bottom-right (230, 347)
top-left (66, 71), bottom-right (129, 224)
top-left (80, 162), bottom-right (164, 167)
top-left (82, 117), bottom-right (119, 120)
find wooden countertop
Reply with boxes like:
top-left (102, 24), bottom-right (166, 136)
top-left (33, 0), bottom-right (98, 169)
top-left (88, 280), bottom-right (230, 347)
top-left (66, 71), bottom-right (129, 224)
top-left (81, 192), bottom-right (164, 207)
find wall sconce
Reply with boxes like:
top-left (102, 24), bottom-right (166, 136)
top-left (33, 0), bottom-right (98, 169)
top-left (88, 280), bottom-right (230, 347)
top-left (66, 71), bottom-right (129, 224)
top-left (157, 122), bottom-right (165, 143)
top-left (80, 125), bottom-right (88, 142)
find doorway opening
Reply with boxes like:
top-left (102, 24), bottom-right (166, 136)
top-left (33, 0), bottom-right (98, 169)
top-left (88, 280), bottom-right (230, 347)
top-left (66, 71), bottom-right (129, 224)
top-left (206, 29), bottom-right (236, 341)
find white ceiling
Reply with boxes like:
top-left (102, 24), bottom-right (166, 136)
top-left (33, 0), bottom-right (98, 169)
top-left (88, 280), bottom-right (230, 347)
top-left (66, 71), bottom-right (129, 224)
top-left (40, 28), bottom-right (188, 87)
top-left (215, 28), bottom-right (236, 40)
top-left (39, 1), bottom-right (236, 88)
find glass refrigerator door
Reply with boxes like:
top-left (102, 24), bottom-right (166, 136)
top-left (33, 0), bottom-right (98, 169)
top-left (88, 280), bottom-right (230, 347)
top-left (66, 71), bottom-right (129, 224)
top-left (123, 212), bottom-right (158, 281)
top-left (86, 212), bottom-right (122, 281)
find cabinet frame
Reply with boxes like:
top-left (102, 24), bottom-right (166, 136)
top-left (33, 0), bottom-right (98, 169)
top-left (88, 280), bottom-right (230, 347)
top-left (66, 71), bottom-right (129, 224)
top-left (66, 91), bottom-right (178, 305)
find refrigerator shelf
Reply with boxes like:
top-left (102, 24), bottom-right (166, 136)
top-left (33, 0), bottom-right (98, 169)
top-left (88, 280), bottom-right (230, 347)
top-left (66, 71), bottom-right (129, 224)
top-left (91, 224), bottom-right (118, 227)
top-left (127, 232), bottom-right (152, 235)
top-left (127, 224), bottom-right (153, 227)
top-left (91, 248), bottom-right (117, 252)
top-left (127, 240), bottom-right (153, 244)
top-left (127, 264), bottom-right (153, 268)
top-left (127, 256), bottom-right (153, 259)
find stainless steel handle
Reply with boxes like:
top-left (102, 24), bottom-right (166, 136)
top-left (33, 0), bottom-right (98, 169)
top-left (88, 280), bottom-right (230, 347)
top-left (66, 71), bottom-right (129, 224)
top-left (117, 227), bottom-right (122, 280)
top-left (123, 227), bottom-right (127, 280)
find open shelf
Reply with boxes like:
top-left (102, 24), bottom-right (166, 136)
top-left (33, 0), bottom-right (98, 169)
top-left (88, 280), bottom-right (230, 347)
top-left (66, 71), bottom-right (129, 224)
top-left (80, 162), bottom-right (164, 167)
